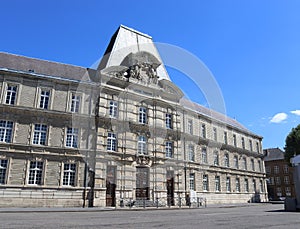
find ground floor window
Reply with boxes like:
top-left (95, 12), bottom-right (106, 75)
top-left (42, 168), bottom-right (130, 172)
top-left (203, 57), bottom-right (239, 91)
top-left (189, 173), bottom-right (195, 191)
top-left (63, 163), bottom-right (76, 186)
top-left (215, 176), bottom-right (220, 192)
top-left (0, 159), bottom-right (8, 184)
top-left (28, 161), bottom-right (43, 185)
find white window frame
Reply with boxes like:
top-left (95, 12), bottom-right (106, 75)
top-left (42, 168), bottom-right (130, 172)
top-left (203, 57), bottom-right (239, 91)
top-left (0, 159), bottom-right (8, 184)
top-left (39, 89), bottom-right (50, 109)
top-left (0, 120), bottom-right (13, 143)
top-left (33, 124), bottom-right (47, 145)
top-left (5, 84), bottom-right (17, 105)
top-left (66, 127), bottom-right (79, 148)
top-left (226, 177), bottom-right (231, 192)
top-left (138, 107), bottom-right (147, 124)
top-left (224, 153), bottom-right (229, 167)
top-left (201, 124), bottom-right (206, 138)
top-left (63, 163), bottom-right (76, 186)
top-left (213, 151), bottom-right (219, 166)
top-left (233, 155), bottom-right (239, 169)
top-left (215, 176), bottom-right (221, 192)
top-left (187, 119), bottom-right (193, 135)
top-left (189, 173), bottom-right (195, 191)
top-left (188, 144), bottom-right (195, 162)
top-left (109, 101), bottom-right (118, 118)
top-left (236, 178), bottom-right (240, 192)
top-left (107, 132), bottom-right (117, 152)
top-left (137, 135), bottom-right (147, 155)
top-left (202, 148), bottom-right (207, 164)
top-left (70, 93), bottom-right (81, 113)
top-left (28, 161), bottom-right (44, 185)
top-left (165, 113), bottom-right (173, 129)
top-left (165, 141), bottom-right (173, 158)
top-left (203, 174), bottom-right (208, 191)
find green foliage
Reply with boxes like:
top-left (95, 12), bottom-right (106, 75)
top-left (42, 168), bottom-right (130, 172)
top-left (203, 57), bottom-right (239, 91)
top-left (284, 124), bottom-right (300, 163)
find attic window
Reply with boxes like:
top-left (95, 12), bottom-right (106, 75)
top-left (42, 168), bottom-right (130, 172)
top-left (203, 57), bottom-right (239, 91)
top-left (28, 69), bottom-right (34, 72)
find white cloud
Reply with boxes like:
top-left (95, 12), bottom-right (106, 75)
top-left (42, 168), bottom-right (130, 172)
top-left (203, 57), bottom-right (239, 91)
top-left (291, 110), bottom-right (300, 116)
top-left (270, 113), bottom-right (288, 123)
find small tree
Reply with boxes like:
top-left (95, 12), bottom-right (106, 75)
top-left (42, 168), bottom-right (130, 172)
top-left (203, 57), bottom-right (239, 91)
top-left (284, 124), bottom-right (300, 163)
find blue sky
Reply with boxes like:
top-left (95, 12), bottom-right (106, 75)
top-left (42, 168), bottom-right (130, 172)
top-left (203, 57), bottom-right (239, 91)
top-left (1, 0), bottom-right (300, 149)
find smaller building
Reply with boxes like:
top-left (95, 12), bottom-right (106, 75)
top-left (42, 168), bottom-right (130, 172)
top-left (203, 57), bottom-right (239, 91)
top-left (264, 148), bottom-right (295, 200)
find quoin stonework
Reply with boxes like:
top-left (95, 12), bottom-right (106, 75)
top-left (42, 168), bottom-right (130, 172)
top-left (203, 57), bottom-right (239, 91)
top-left (0, 25), bottom-right (267, 208)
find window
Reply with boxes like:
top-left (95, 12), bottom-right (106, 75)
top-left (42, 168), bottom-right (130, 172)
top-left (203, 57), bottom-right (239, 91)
top-left (0, 120), bottom-right (13, 143)
top-left (233, 134), bottom-right (237, 147)
top-left (274, 165), bottom-right (279, 174)
top-left (233, 155), bottom-right (239, 169)
top-left (283, 165), bottom-right (289, 174)
top-left (203, 174), bottom-right (208, 191)
top-left (139, 107), bottom-right (147, 124)
top-left (224, 131), bottom-right (228, 145)
top-left (243, 157), bottom-right (247, 170)
top-left (236, 178), bottom-right (240, 192)
top-left (187, 119), bottom-right (193, 134)
top-left (107, 132), bottom-right (117, 151)
top-left (166, 113), bottom-right (173, 129)
top-left (252, 179), bottom-right (256, 192)
top-left (258, 160), bottom-right (262, 172)
top-left (251, 159), bottom-right (255, 171)
top-left (39, 90), bottom-right (50, 109)
top-left (137, 135), bottom-right (147, 155)
top-left (275, 177), bottom-right (281, 185)
top-left (165, 141), bottom-right (173, 158)
top-left (256, 142), bottom-right (260, 153)
top-left (213, 127), bottom-right (217, 141)
top-left (70, 93), bottom-right (80, 113)
top-left (259, 180), bottom-right (264, 193)
top-left (66, 127), bottom-right (78, 148)
top-left (266, 166), bottom-right (271, 174)
top-left (226, 177), bottom-right (231, 192)
top-left (213, 151), bottom-right (219, 166)
top-left (215, 176), bottom-right (221, 192)
top-left (224, 153), bottom-right (229, 167)
top-left (63, 163), bottom-right (76, 186)
top-left (109, 101), bottom-right (118, 118)
top-left (286, 187), bottom-right (291, 196)
top-left (28, 161), bottom-right (43, 185)
top-left (0, 159), bottom-right (8, 184)
top-left (244, 178), bottom-right (249, 192)
top-left (188, 144), bottom-right (195, 162)
top-left (202, 148), bottom-right (207, 164)
top-left (189, 173), bottom-right (195, 191)
top-left (5, 84), bottom-right (17, 105)
top-left (241, 137), bottom-right (245, 149)
top-left (276, 187), bottom-right (282, 197)
top-left (269, 177), bottom-right (274, 185)
top-left (249, 140), bottom-right (253, 152)
top-left (201, 124), bottom-right (206, 138)
top-left (33, 124), bottom-right (47, 145)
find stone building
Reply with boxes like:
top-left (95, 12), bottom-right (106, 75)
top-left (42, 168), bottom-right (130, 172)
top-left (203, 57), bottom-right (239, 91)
top-left (0, 25), bottom-right (267, 207)
top-left (264, 148), bottom-right (295, 200)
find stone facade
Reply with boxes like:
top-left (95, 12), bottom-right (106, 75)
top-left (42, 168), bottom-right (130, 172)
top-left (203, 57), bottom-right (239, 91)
top-left (0, 25), bottom-right (267, 208)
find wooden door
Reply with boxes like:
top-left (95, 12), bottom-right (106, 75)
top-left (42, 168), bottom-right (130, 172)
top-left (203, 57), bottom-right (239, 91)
top-left (106, 165), bottom-right (116, 207)
top-left (167, 171), bottom-right (175, 206)
top-left (136, 167), bottom-right (150, 200)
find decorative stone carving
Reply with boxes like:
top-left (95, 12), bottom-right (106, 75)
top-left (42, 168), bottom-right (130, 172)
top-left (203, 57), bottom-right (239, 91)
top-left (135, 154), bottom-right (152, 166)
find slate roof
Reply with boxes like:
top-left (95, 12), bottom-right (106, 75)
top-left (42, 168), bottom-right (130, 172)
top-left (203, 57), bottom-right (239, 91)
top-left (263, 148), bottom-right (285, 161)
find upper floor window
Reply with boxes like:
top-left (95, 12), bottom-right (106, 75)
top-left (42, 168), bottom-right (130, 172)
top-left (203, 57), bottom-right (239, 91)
top-left (109, 101), bottom-right (118, 118)
top-left (187, 119), bottom-right (193, 135)
top-left (139, 107), bottom-right (147, 124)
top-left (241, 137), bottom-right (245, 149)
top-left (33, 124), bottom-right (47, 145)
top-left (0, 120), bottom-right (13, 143)
top-left (66, 127), bottom-right (79, 148)
top-left (107, 132), bottom-right (117, 152)
top-left (274, 165), bottom-right (279, 174)
top-left (224, 131), bottom-right (228, 145)
top-left (28, 161), bottom-right (43, 185)
top-left (251, 159), bottom-right (255, 171)
top-left (137, 135), bottom-right (147, 155)
top-left (203, 174), bottom-right (209, 191)
top-left (224, 153), bottom-right (229, 167)
top-left (201, 124), bottom-right (206, 138)
top-left (233, 155), bottom-right (239, 169)
top-left (39, 90), bottom-right (50, 109)
top-left (233, 134), bottom-right (237, 147)
top-left (258, 160), bottom-right (262, 172)
top-left (5, 84), bottom-right (17, 105)
top-left (202, 148), bottom-right (207, 164)
top-left (283, 164), bottom-right (289, 173)
top-left (0, 159), bottom-right (8, 184)
top-left (63, 163), bottom-right (76, 186)
top-left (166, 113), bottom-right (173, 129)
top-left (249, 140), bottom-right (253, 152)
top-left (188, 144), bottom-right (195, 162)
top-left (165, 141), bottom-right (173, 158)
top-left (213, 151), bottom-right (219, 166)
top-left (70, 93), bottom-right (80, 113)
top-left (256, 142), bottom-right (260, 153)
top-left (266, 166), bottom-right (271, 174)
top-left (284, 176), bottom-right (290, 185)
top-left (213, 127), bottom-right (217, 141)
top-left (253, 179), bottom-right (257, 192)
top-left (243, 157), bottom-right (247, 170)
